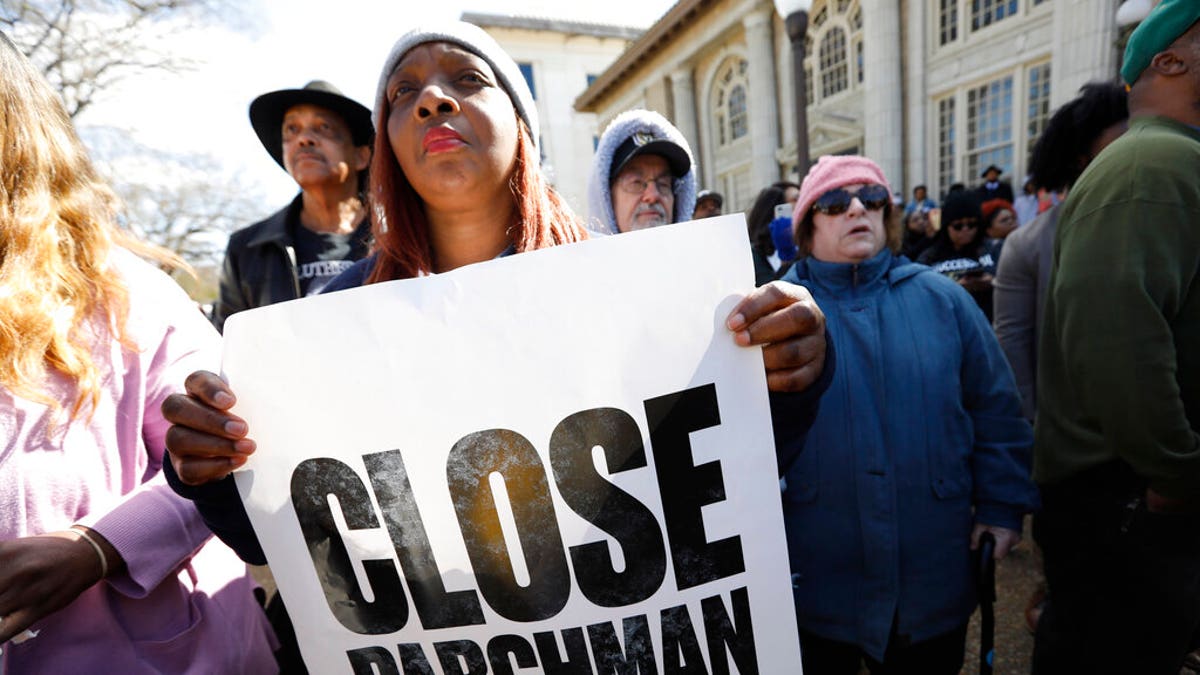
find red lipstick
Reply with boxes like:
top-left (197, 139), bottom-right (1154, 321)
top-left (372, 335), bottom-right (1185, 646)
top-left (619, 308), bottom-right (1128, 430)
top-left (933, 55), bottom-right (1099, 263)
top-left (423, 127), bottom-right (466, 154)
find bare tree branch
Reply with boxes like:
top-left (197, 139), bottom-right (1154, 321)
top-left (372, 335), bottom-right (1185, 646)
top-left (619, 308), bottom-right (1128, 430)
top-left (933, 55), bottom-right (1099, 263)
top-left (83, 127), bottom-right (265, 269)
top-left (2, 0), bottom-right (259, 117)
top-left (2, 0), bottom-right (267, 275)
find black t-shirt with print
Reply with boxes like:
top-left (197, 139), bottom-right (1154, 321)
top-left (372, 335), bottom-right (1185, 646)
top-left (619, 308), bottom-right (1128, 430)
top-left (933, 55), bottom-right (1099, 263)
top-left (290, 217), bottom-right (371, 296)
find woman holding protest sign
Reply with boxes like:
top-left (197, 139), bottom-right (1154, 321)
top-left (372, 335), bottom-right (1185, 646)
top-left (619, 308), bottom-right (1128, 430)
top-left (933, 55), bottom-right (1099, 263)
top-left (779, 155), bottom-right (1037, 674)
top-left (0, 34), bottom-right (276, 673)
top-left (160, 15), bottom-right (830, 642)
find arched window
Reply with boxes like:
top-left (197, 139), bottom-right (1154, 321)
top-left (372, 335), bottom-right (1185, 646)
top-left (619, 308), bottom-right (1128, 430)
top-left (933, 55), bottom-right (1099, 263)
top-left (803, 0), bottom-right (861, 104)
top-left (820, 27), bottom-right (848, 98)
top-left (711, 57), bottom-right (750, 146)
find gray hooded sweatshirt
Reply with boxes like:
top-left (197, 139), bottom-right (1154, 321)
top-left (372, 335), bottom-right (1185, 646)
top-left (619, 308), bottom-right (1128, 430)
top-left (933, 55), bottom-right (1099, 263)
top-left (586, 109), bottom-right (698, 235)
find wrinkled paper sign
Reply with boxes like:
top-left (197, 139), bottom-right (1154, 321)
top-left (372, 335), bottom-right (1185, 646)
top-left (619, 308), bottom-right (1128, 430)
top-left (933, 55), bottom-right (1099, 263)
top-left (223, 215), bottom-right (804, 673)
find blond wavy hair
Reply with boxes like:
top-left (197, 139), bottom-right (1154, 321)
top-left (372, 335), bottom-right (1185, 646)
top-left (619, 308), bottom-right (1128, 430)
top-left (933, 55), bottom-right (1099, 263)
top-left (0, 34), bottom-right (180, 421)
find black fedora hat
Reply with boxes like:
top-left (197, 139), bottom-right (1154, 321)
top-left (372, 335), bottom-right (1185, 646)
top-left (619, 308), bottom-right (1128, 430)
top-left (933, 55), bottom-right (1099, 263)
top-left (249, 80), bottom-right (374, 170)
top-left (979, 164), bottom-right (1004, 178)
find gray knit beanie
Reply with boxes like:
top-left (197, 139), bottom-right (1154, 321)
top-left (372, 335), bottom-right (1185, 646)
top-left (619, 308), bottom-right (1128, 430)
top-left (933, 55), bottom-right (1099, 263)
top-left (374, 21), bottom-right (539, 154)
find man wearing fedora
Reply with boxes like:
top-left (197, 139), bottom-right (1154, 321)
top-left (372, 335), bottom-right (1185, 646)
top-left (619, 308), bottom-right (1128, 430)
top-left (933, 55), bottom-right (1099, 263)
top-left (211, 80), bottom-right (374, 332)
top-left (975, 164), bottom-right (1014, 203)
top-left (1032, 1), bottom-right (1200, 672)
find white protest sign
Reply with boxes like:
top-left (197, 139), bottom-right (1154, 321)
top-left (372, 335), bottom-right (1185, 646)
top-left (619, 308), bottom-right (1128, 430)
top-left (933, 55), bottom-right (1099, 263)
top-left (223, 215), bottom-right (804, 674)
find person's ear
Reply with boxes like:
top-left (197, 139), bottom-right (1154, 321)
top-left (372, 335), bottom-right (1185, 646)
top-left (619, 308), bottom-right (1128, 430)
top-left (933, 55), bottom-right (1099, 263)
top-left (1149, 49), bottom-right (1188, 77)
top-left (354, 145), bottom-right (371, 172)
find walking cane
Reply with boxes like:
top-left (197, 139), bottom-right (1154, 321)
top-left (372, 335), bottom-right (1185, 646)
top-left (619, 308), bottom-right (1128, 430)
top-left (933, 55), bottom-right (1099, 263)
top-left (977, 531), bottom-right (997, 675)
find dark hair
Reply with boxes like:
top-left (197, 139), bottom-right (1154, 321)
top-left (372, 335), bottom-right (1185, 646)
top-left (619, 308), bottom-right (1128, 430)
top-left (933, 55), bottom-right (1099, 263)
top-left (1028, 82), bottom-right (1128, 192)
top-left (923, 191), bottom-right (986, 261)
top-left (925, 224), bottom-right (985, 265)
top-left (913, 184), bottom-right (927, 194)
top-left (941, 189), bottom-right (983, 224)
top-left (745, 181), bottom-right (800, 257)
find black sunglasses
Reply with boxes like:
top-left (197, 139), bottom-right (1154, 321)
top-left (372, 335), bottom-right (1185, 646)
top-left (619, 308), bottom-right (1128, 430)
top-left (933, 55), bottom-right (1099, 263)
top-left (948, 218), bottom-right (980, 231)
top-left (812, 184), bottom-right (891, 215)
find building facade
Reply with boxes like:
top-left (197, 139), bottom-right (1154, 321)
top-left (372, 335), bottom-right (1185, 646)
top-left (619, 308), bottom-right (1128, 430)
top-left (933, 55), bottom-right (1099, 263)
top-left (574, 0), bottom-right (1123, 211)
top-left (465, 13), bottom-right (642, 214)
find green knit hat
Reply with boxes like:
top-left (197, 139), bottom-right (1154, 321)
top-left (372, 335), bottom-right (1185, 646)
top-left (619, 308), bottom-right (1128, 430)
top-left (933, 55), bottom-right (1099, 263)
top-left (1121, 0), bottom-right (1200, 86)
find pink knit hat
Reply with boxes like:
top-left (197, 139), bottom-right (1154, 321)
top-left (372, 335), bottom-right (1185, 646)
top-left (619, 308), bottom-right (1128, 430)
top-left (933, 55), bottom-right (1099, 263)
top-left (793, 155), bottom-right (891, 226)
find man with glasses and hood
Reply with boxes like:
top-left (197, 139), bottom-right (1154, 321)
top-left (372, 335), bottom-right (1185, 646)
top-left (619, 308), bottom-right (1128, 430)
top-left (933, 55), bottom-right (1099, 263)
top-left (587, 109), bottom-right (697, 234)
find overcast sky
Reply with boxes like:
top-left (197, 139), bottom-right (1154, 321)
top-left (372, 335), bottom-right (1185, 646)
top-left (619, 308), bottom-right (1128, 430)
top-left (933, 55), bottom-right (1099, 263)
top-left (80, 0), bottom-right (676, 209)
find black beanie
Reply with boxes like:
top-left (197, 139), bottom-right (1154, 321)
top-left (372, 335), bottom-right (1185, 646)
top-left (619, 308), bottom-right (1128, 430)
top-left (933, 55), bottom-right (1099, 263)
top-left (941, 190), bottom-right (982, 224)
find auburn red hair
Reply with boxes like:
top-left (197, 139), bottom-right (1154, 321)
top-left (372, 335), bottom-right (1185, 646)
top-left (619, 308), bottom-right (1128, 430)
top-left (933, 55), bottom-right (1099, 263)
top-left (366, 112), bottom-right (587, 284)
top-left (980, 198), bottom-right (1014, 223)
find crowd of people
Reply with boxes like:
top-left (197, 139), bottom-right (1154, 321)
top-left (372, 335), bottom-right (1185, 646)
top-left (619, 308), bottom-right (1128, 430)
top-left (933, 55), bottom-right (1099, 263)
top-left (2, 1), bottom-right (1198, 673)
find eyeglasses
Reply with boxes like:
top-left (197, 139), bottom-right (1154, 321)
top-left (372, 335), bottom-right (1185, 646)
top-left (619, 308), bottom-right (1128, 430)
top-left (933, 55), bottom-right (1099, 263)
top-left (811, 184), bottom-right (891, 215)
top-left (615, 173), bottom-right (674, 196)
top-left (948, 218), bottom-right (980, 231)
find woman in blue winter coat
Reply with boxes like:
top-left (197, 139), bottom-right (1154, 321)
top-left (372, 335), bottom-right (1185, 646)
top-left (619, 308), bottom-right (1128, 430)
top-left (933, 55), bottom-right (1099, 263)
top-left (780, 155), bottom-right (1037, 674)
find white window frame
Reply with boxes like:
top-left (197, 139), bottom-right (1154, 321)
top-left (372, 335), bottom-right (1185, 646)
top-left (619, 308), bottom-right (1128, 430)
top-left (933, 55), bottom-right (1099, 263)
top-left (936, 96), bottom-right (956, 197)
top-left (936, 0), bottom-right (1053, 49)
top-left (802, 0), bottom-right (862, 105)
top-left (1025, 61), bottom-right (1052, 165)
top-left (819, 26), bottom-right (849, 99)
top-left (970, 0), bottom-right (1019, 33)
top-left (932, 60), bottom-right (1053, 196)
top-left (965, 74), bottom-right (1015, 183)
top-left (938, 0), bottom-right (958, 46)
top-left (729, 84), bottom-right (749, 141)
top-left (712, 57), bottom-right (751, 147)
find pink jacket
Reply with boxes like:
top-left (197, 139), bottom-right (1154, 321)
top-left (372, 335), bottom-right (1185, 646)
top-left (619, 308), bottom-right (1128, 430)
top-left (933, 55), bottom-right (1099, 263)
top-left (0, 250), bottom-right (277, 673)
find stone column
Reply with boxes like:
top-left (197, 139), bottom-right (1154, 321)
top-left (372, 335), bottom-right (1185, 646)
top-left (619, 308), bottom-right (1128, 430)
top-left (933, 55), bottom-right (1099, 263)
top-left (1050, 1), bottom-right (1119, 108)
top-left (862, 0), bottom-right (904, 189)
top-left (669, 67), bottom-right (702, 181)
top-left (903, 0), bottom-right (928, 196)
top-left (743, 8), bottom-right (782, 191)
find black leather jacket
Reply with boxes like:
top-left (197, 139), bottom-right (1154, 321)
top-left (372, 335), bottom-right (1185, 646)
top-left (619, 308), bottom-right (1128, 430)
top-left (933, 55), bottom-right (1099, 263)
top-left (212, 195), bottom-right (369, 332)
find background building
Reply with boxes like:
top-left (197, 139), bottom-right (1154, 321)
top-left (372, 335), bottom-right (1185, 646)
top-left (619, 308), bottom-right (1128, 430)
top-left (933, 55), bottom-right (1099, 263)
top-left (573, 0), bottom-right (1123, 210)
top-left (466, 12), bottom-right (643, 214)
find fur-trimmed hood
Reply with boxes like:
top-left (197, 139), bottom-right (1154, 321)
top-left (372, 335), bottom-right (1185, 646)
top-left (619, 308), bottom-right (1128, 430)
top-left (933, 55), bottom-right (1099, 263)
top-left (587, 109), bottom-right (697, 234)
